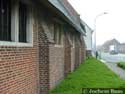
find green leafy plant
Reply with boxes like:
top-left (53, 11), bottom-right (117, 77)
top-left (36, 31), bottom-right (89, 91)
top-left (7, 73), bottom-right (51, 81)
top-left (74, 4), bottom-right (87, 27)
top-left (117, 62), bottom-right (125, 69)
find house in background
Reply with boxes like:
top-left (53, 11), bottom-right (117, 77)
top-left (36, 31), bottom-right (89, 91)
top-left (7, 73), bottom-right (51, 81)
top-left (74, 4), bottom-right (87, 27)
top-left (81, 20), bottom-right (93, 57)
top-left (100, 38), bottom-right (125, 54)
top-left (0, 0), bottom-right (86, 94)
top-left (100, 39), bottom-right (120, 52)
top-left (118, 43), bottom-right (125, 53)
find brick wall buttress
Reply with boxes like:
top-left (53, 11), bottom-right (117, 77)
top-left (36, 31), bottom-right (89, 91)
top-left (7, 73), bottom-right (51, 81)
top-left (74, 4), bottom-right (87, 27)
top-left (81, 39), bottom-right (86, 62)
top-left (74, 46), bottom-right (80, 69)
top-left (64, 33), bottom-right (71, 76)
top-left (38, 25), bottom-right (49, 94)
top-left (49, 45), bottom-right (65, 89)
top-left (71, 47), bottom-right (75, 72)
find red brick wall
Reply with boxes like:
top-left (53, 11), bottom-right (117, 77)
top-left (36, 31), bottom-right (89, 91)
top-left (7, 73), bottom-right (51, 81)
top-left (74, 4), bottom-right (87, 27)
top-left (49, 45), bottom-right (65, 89)
top-left (81, 39), bottom-right (86, 63)
top-left (64, 33), bottom-right (71, 76)
top-left (71, 47), bottom-right (75, 72)
top-left (36, 13), bottom-right (50, 94)
top-left (0, 24), bottom-right (38, 94)
top-left (74, 47), bottom-right (80, 69)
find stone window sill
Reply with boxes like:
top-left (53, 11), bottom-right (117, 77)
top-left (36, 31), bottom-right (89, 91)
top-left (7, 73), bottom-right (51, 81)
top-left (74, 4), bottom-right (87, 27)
top-left (0, 41), bottom-right (33, 47)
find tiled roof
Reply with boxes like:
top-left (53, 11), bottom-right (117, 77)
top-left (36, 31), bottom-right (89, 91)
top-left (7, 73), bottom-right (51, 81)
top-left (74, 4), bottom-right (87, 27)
top-left (60, 0), bottom-right (80, 25)
top-left (48, 0), bottom-right (85, 35)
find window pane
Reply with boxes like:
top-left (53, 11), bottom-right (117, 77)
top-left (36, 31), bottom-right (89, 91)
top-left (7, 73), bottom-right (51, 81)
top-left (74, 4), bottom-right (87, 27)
top-left (19, 2), bottom-right (27, 42)
top-left (0, 0), bottom-right (2, 40)
top-left (0, 0), bottom-right (11, 41)
top-left (54, 23), bottom-right (58, 44)
top-left (58, 25), bottom-right (62, 45)
top-left (54, 23), bottom-right (62, 45)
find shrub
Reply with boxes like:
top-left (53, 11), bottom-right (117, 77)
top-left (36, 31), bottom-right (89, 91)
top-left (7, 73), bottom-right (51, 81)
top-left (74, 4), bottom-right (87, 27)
top-left (117, 62), bottom-right (125, 69)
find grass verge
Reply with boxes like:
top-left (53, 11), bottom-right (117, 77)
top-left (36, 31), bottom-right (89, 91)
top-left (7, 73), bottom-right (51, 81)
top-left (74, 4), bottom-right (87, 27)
top-left (50, 57), bottom-right (125, 94)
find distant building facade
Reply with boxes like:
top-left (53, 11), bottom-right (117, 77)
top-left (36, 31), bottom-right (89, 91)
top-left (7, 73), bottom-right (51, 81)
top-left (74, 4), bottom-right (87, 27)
top-left (100, 39), bottom-right (125, 53)
top-left (118, 43), bottom-right (125, 53)
top-left (101, 39), bottom-right (120, 52)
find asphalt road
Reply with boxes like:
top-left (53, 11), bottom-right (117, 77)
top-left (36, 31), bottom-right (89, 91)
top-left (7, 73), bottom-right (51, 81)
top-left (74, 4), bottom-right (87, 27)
top-left (100, 52), bottom-right (125, 63)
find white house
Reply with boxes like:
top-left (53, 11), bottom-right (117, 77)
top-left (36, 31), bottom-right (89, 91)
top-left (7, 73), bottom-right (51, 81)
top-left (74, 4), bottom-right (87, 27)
top-left (80, 20), bottom-right (93, 57)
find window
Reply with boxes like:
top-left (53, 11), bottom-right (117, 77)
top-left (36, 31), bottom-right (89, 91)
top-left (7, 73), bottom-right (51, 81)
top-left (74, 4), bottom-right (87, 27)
top-left (0, 0), bottom-right (33, 46)
top-left (0, 0), bottom-right (11, 41)
top-left (54, 23), bottom-right (62, 45)
top-left (58, 25), bottom-right (62, 44)
top-left (19, 2), bottom-right (27, 42)
top-left (76, 34), bottom-right (81, 46)
top-left (69, 32), bottom-right (74, 46)
top-left (54, 23), bottom-right (58, 44)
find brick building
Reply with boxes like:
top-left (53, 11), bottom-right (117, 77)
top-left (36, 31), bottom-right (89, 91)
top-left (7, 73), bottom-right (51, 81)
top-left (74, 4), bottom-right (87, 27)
top-left (0, 0), bottom-right (86, 94)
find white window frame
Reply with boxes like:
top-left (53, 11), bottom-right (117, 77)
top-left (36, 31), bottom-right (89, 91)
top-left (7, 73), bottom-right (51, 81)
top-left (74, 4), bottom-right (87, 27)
top-left (0, 0), bottom-right (33, 47)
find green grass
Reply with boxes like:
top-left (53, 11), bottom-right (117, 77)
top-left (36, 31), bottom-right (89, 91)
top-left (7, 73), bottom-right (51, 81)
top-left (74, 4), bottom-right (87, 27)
top-left (50, 57), bottom-right (125, 94)
top-left (117, 62), bottom-right (125, 69)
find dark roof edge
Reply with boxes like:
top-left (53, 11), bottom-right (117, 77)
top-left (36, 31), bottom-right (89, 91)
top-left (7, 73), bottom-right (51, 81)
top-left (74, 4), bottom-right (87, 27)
top-left (39, 0), bottom-right (85, 35)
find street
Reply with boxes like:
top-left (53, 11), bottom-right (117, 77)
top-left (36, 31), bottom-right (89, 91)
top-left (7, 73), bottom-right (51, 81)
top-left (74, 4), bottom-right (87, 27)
top-left (100, 52), bottom-right (125, 79)
top-left (100, 52), bottom-right (125, 63)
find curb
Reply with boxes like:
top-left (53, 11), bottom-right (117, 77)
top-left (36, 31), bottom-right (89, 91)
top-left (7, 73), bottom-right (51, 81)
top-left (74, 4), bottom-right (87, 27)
top-left (100, 59), bottom-right (106, 63)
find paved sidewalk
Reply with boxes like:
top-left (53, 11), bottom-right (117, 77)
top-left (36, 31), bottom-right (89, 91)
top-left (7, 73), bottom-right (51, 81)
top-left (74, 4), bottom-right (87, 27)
top-left (100, 60), bottom-right (125, 80)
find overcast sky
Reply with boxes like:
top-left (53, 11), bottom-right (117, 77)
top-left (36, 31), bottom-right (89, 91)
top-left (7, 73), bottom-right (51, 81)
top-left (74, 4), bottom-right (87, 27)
top-left (68, 0), bottom-right (125, 45)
